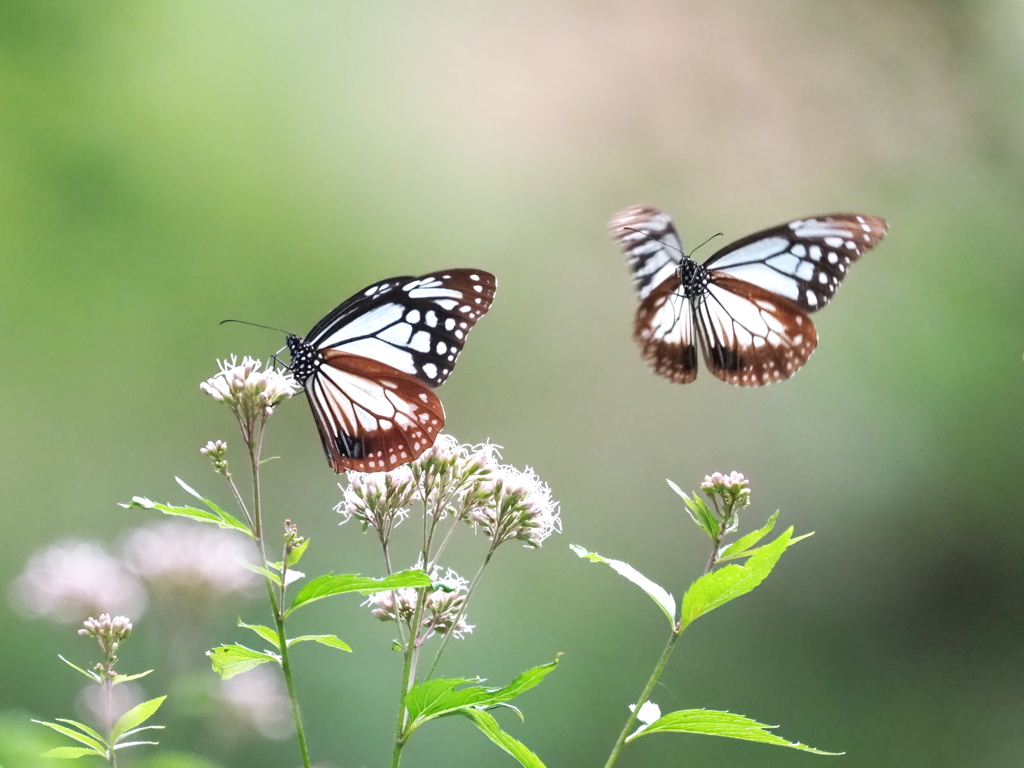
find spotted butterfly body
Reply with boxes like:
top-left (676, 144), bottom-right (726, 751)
top-left (611, 206), bottom-right (887, 386)
top-left (286, 269), bottom-right (496, 472)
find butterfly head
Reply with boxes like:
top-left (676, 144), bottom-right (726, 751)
top-left (285, 333), bottom-right (320, 385)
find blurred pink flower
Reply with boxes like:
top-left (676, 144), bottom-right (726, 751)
top-left (10, 541), bottom-right (147, 624)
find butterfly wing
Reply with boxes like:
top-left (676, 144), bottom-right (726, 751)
top-left (609, 205), bottom-right (684, 301)
top-left (306, 269), bottom-right (497, 388)
top-left (304, 350), bottom-right (445, 472)
top-left (633, 274), bottom-right (698, 383)
top-left (702, 214), bottom-right (887, 312)
top-left (693, 274), bottom-right (818, 386)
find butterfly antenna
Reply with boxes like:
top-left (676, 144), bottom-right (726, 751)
top-left (621, 226), bottom-right (689, 259)
top-left (690, 232), bottom-right (723, 255)
top-left (220, 319), bottom-right (291, 335)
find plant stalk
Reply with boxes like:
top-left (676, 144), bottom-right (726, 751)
top-left (246, 422), bottom-right (311, 768)
top-left (602, 507), bottom-right (731, 768)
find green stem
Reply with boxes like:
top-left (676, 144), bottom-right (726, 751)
top-left (602, 510), bottom-right (729, 768)
top-left (424, 549), bottom-right (492, 680)
top-left (601, 631), bottom-right (681, 768)
top-left (391, 590), bottom-right (428, 768)
top-left (104, 670), bottom-right (117, 768)
top-left (247, 423), bottom-right (311, 768)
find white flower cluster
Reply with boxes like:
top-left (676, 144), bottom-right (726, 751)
top-left (469, 465), bottom-right (561, 548)
top-left (217, 665), bottom-right (293, 740)
top-left (200, 355), bottom-right (299, 420)
top-left (9, 541), bottom-right (147, 624)
top-left (121, 520), bottom-right (260, 600)
top-left (338, 434), bottom-right (560, 550)
top-left (79, 613), bottom-right (133, 659)
top-left (700, 470), bottom-right (751, 510)
top-left (364, 565), bottom-right (473, 640)
top-left (10, 525), bottom-right (261, 626)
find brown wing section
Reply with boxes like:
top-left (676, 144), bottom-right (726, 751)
top-left (306, 350), bottom-right (445, 472)
top-left (695, 274), bottom-right (818, 387)
top-left (633, 274), bottom-right (699, 384)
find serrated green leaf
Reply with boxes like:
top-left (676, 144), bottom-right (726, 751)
top-left (627, 708), bottom-right (842, 754)
top-left (570, 545), bottom-right (676, 625)
top-left (54, 719), bottom-right (104, 745)
top-left (42, 746), bottom-right (104, 759)
top-left (286, 538), bottom-right (310, 567)
top-left (729, 532), bottom-right (814, 561)
top-left (32, 721), bottom-right (106, 752)
top-left (406, 658), bottom-right (559, 731)
top-left (112, 696), bottom-right (166, 743)
top-left (719, 511), bottom-right (779, 561)
top-left (457, 709), bottom-right (548, 768)
top-left (112, 669), bottom-right (153, 686)
top-left (287, 634), bottom-right (352, 652)
top-left (286, 569), bottom-right (431, 616)
top-left (667, 481), bottom-right (718, 540)
top-left (681, 528), bottom-right (792, 628)
top-left (238, 620), bottom-right (281, 649)
top-left (207, 644), bottom-right (279, 680)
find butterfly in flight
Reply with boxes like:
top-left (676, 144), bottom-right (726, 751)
top-left (284, 269), bottom-right (496, 472)
top-left (609, 206), bottom-right (887, 386)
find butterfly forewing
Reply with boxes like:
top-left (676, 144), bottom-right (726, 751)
top-left (634, 275), bottom-right (698, 383)
top-left (609, 205), bottom-right (684, 301)
top-left (703, 214), bottom-right (887, 313)
top-left (307, 269), bottom-right (497, 388)
top-left (305, 350), bottom-right (445, 472)
top-left (695, 275), bottom-right (818, 386)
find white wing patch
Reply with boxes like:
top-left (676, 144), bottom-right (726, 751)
top-left (610, 206), bottom-right (684, 302)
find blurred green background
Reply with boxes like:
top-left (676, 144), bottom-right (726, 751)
top-left (2, 2), bottom-right (1023, 767)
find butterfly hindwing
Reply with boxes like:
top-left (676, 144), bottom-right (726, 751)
top-left (633, 275), bottom-right (698, 384)
top-left (307, 269), bottom-right (497, 388)
top-left (304, 350), bottom-right (445, 472)
top-left (610, 205), bottom-right (684, 301)
top-left (703, 214), bottom-right (887, 313)
top-left (695, 274), bottom-right (818, 386)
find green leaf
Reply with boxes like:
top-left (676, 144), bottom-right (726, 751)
top-left (570, 545), bottom-right (676, 625)
top-left (719, 511), bottom-right (779, 561)
top-left (112, 696), bottom-right (166, 743)
top-left (32, 721), bottom-right (106, 752)
top-left (113, 740), bottom-right (160, 749)
top-left (238, 620), bottom-right (281, 649)
top-left (287, 569), bottom-right (431, 616)
top-left (241, 562), bottom-right (282, 587)
top-left (286, 538), bottom-right (310, 567)
top-left (627, 708), bottom-right (842, 754)
top-left (58, 655), bottom-right (101, 683)
top-left (286, 634), bottom-right (352, 652)
top-left (122, 498), bottom-right (251, 537)
top-left (667, 481), bottom-right (718, 540)
top-left (681, 528), bottom-right (793, 628)
top-left (406, 658), bottom-right (559, 731)
top-left (112, 669), bottom-right (154, 686)
top-left (456, 709), bottom-right (548, 768)
top-left (53, 719), bottom-right (105, 745)
top-left (207, 644), bottom-right (279, 680)
top-left (42, 746), bottom-right (104, 759)
top-left (174, 478), bottom-right (251, 535)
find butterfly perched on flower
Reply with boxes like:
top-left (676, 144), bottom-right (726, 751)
top-left (285, 269), bottom-right (496, 472)
top-left (610, 206), bottom-right (887, 386)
